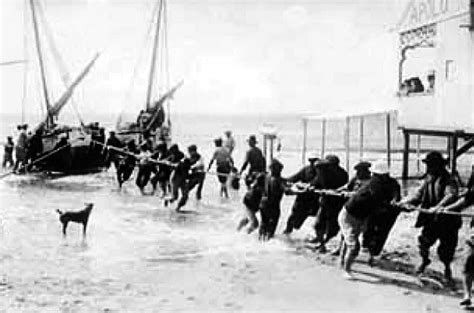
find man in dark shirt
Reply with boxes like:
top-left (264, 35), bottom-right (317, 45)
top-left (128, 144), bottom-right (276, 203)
top-left (3, 136), bottom-right (14, 169)
top-left (283, 153), bottom-right (320, 235)
top-left (259, 159), bottom-right (288, 241)
top-left (339, 161), bottom-right (400, 279)
top-left (240, 135), bottom-right (266, 188)
top-left (398, 151), bottom-right (459, 282)
top-left (104, 131), bottom-right (123, 170)
top-left (117, 140), bottom-right (138, 188)
top-left (311, 155), bottom-right (348, 252)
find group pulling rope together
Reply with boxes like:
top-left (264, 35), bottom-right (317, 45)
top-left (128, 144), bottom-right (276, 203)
top-left (4, 127), bottom-right (474, 307)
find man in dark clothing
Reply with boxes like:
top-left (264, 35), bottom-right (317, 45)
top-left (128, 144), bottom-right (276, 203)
top-left (150, 142), bottom-right (170, 197)
top-left (311, 155), bottom-right (348, 252)
top-left (117, 140), bottom-right (138, 188)
top-left (135, 145), bottom-right (153, 194)
top-left (283, 153), bottom-right (320, 235)
top-left (339, 161), bottom-right (400, 279)
top-left (172, 145), bottom-right (205, 212)
top-left (259, 159), bottom-right (288, 241)
top-left (240, 135), bottom-right (266, 188)
top-left (104, 131), bottom-right (123, 170)
top-left (436, 167), bottom-right (474, 306)
top-left (360, 162), bottom-right (401, 265)
top-left (331, 161), bottom-right (372, 256)
top-left (3, 136), bottom-right (14, 169)
top-left (398, 151), bottom-right (459, 282)
top-left (167, 144), bottom-right (185, 203)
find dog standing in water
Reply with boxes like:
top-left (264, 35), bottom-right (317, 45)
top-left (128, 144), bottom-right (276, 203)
top-left (56, 203), bottom-right (94, 237)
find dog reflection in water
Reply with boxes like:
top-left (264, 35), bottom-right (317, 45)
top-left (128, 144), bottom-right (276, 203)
top-left (56, 203), bottom-right (94, 237)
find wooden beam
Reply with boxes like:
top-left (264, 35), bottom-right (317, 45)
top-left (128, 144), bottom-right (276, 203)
top-left (455, 138), bottom-right (474, 158)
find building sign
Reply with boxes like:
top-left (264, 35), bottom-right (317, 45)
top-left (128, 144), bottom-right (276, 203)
top-left (398, 0), bottom-right (450, 31)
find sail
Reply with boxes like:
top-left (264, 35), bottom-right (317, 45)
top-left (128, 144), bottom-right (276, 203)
top-left (144, 81), bottom-right (183, 131)
top-left (47, 53), bottom-right (99, 118)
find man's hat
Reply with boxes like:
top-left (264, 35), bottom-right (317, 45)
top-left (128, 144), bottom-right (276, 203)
top-left (354, 161), bottom-right (371, 170)
top-left (247, 135), bottom-right (257, 143)
top-left (315, 159), bottom-right (331, 168)
top-left (325, 154), bottom-right (340, 165)
top-left (422, 151), bottom-right (446, 165)
top-left (188, 144), bottom-right (197, 152)
top-left (270, 159), bottom-right (284, 171)
top-left (307, 152), bottom-right (320, 161)
top-left (371, 160), bottom-right (390, 175)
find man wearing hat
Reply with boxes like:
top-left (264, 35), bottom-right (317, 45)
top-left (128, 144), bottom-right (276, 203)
top-left (283, 153), bottom-right (320, 235)
top-left (360, 161), bottom-right (401, 265)
top-left (259, 159), bottom-right (288, 240)
top-left (339, 160), bottom-right (400, 278)
top-left (331, 161), bottom-right (372, 256)
top-left (398, 151), bottom-right (459, 282)
top-left (240, 135), bottom-right (266, 188)
top-left (311, 155), bottom-right (348, 252)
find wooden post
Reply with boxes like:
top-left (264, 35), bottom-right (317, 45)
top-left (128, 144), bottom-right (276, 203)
top-left (451, 133), bottom-right (459, 174)
top-left (416, 135), bottom-right (421, 173)
top-left (359, 117), bottom-right (364, 160)
top-left (270, 137), bottom-right (274, 162)
top-left (302, 119), bottom-right (308, 165)
top-left (321, 118), bottom-right (326, 158)
top-left (263, 135), bottom-right (267, 160)
top-left (345, 117), bottom-right (350, 171)
top-left (402, 130), bottom-right (410, 180)
top-left (386, 113), bottom-right (391, 167)
top-left (447, 136), bottom-right (452, 163)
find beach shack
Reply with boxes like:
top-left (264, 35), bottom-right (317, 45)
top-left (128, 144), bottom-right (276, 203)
top-left (396, 0), bottom-right (474, 178)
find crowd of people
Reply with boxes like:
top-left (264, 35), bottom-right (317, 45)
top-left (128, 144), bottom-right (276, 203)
top-left (103, 131), bottom-right (474, 306)
top-left (5, 125), bottom-right (474, 306)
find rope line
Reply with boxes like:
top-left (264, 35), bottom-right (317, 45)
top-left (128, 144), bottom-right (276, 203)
top-left (0, 143), bottom-right (71, 180)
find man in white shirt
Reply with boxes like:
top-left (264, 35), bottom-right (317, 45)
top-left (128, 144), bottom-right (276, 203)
top-left (223, 130), bottom-right (235, 155)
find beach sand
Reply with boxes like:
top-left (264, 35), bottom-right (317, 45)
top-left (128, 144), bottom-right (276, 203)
top-left (0, 168), bottom-right (469, 312)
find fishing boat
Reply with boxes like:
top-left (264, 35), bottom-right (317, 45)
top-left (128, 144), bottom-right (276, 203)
top-left (115, 0), bottom-right (182, 146)
top-left (20, 0), bottom-right (106, 174)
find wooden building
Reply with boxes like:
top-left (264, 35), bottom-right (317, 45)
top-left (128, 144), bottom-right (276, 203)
top-left (397, 0), bottom-right (474, 178)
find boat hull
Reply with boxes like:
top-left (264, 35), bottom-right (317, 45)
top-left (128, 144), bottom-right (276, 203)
top-left (33, 126), bottom-right (106, 174)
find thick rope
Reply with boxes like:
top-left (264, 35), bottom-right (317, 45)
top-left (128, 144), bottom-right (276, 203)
top-left (0, 143), bottom-right (71, 180)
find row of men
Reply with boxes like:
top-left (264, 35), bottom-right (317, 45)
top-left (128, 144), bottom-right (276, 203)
top-left (104, 132), bottom-right (474, 285)
top-left (244, 148), bottom-right (474, 306)
top-left (104, 130), bottom-right (244, 210)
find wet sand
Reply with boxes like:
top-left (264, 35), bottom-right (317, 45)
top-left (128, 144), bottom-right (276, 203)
top-left (0, 171), bottom-right (467, 312)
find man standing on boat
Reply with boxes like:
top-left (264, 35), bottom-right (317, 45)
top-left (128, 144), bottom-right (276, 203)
top-left (240, 135), bottom-right (266, 188)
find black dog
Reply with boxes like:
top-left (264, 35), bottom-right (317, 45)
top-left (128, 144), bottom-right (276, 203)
top-left (56, 203), bottom-right (93, 236)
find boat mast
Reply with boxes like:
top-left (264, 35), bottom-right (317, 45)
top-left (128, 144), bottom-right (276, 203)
top-left (29, 0), bottom-right (52, 127)
top-left (145, 0), bottom-right (164, 110)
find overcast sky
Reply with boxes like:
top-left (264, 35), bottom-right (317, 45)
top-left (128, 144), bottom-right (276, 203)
top-left (0, 0), bottom-right (407, 121)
